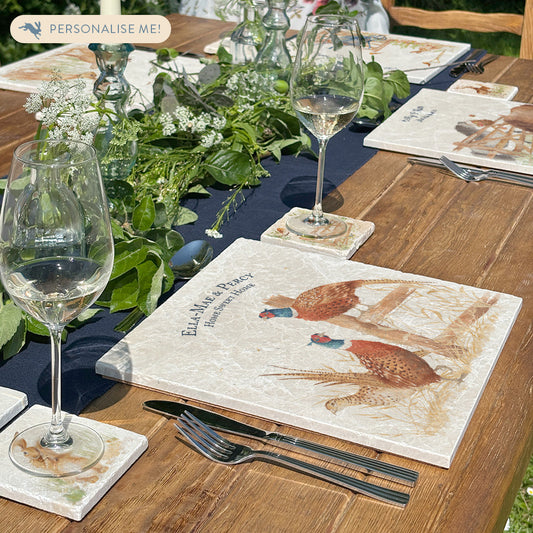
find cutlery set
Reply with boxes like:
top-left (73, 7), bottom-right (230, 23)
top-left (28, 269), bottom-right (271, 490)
top-left (144, 400), bottom-right (418, 507)
top-left (409, 156), bottom-right (533, 188)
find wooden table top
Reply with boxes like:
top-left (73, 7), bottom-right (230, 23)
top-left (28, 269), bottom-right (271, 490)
top-left (0, 14), bottom-right (532, 533)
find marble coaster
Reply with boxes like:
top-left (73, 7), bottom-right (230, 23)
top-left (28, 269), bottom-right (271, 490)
top-left (0, 405), bottom-right (148, 521)
top-left (0, 387), bottom-right (27, 429)
top-left (447, 79), bottom-right (518, 100)
top-left (261, 207), bottom-right (375, 259)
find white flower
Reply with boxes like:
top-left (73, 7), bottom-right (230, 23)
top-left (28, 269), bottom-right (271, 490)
top-left (160, 113), bottom-right (176, 136)
top-left (200, 130), bottom-right (223, 148)
top-left (24, 93), bottom-right (43, 114)
top-left (205, 229), bottom-right (223, 239)
top-left (173, 106), bottom-right (192, 130)
top-left (24, 74), bottom-right (98, 142)
top-left (212, 115), bottom-right (226, 130)
top-left (527, 487), bottom-right (533, 496)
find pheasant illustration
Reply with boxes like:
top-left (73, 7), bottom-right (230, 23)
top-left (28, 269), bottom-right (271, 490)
top-left (309, 334), bottom-right (442, 388)
top-left (268, 334), bottom-right (443, 414)
top-left (259, 279), bottom-right (415, 321)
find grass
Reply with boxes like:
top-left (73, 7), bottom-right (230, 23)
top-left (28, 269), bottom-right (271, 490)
top-left (506, 457), bottom-right (533, 532)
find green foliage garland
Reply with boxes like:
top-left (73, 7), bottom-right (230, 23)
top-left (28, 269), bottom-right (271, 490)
top-left (0, 46), bottom-right (409, 361)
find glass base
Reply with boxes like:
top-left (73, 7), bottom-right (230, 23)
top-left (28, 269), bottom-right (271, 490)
top-left (9, 422), bottom-right (105, 477)
top-left (286, 211), bottom-right (347, 239)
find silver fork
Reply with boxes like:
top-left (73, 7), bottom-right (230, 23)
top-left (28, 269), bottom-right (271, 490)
top-left (440, 156), bottom-right (533, 187)
top-left (175, 411), bottom-right (410, 508)
top-left (465, 55), bottom-right (497, 74)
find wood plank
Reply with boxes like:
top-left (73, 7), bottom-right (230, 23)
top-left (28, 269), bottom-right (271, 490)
top-left (387, 7), bottom-right (524, 35)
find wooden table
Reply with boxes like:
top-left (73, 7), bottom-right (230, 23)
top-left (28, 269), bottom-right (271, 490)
top-left (1, 15), bottom-right (532, 533)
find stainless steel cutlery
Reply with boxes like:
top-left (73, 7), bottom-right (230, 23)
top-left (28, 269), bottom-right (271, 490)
top-left (143, 400), bottom-right (419, 486)
top-left (174, 410), bottom-right (411, 507)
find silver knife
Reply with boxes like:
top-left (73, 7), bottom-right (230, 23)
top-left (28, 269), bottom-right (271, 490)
top-left (449, 49), bottom-right (485, 77)
top-left (143, 400), bottom-right (419, 486)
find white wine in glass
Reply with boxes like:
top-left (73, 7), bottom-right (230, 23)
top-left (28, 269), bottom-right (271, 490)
top-left (0, 140), bottom-right (114, 477)
top-left (287, 14), bottom-right (365, 238)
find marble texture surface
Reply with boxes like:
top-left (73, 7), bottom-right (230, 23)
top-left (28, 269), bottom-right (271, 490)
top-left (0, 405), bottom-right (147, 521)
top-left (447, 79), bottom-right (518, 100)
top-left (96, 238), bottom-right (522, 467)
top-left (204, 32), bottom-right (470, 85)
top-left (364, 88), bottom-right (533, 175)
top-left (0, 43), bottom-right (201, 109)
top-left (0, 387), bottom-right (27, 429)
top-left (260, 208), bottom-right (375, 259)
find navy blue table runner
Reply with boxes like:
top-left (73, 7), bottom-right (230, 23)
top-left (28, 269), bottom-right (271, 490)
top-left (0, 63), bottom-right (466, 415)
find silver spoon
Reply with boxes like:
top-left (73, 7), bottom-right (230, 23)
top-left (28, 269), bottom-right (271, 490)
top-left (170, 240), bottom-right (214, 279)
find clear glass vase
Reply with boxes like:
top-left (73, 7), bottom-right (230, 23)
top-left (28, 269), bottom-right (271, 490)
top-left (256, 0), bottom-right (291, 80)
top-left (230, 2), bottom-right (266, 64)
top-left (89, 43), bottom-right (137, 183)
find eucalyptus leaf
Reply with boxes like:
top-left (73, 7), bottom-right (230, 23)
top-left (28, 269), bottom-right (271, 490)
top-left (198, 63), bottom-right (221, 85)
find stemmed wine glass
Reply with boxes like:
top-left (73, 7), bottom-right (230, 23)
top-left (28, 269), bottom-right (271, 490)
top-left (286, 14), bottom-right (365, 238)
top-left (0, 140), bottom-right (114, 477)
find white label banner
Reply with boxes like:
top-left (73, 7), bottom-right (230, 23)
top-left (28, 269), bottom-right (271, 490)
top-left (11, 15), bottom-right (171, 44)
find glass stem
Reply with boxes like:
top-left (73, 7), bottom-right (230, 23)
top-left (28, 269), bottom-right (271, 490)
top-left (312, 137), bottom-right (329, 223)
top-left (43, 326), bottom-right (72, 448)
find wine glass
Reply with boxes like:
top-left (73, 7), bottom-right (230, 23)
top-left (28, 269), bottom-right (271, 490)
top-left (0, 140), bottom-right (114, 477)
top-left (286, 14), bottom-right (365, 238)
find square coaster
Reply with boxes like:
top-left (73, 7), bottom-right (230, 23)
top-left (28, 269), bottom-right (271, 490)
top-left (0, 387), bottom-right (27, 429)
top-left (261, 207), bottom-right (374, 259)
top-left (0, 405), bottom-right (148, 521)
top-left (447, 79), bottom-right (518, 100)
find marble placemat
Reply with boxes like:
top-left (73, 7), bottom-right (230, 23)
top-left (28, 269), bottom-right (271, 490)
top-left (364, 88), bottom-right (533, 175)
top-left (0, 387), bottom-right (27, 429)
top-left (0, 43), bottom-right (202, 109)
top-left (96, 238), bottom-right (522, 468)
top-left (0, 405), bottom-right (147, 521)
top-left (203, 32), bottom-right (470, 84)
top-left (260, 207), bottom-right (374, 259)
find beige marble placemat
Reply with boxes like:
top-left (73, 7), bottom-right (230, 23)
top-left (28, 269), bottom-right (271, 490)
top-left (96, 238), bottom-right (522, 468)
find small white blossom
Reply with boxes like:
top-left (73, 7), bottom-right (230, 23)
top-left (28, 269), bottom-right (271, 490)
top-left (211, 115), bottom-right (226, 130)
top-left (24, 74), bottom-right (98, 143)
top-left (160, 113), bottom-right (176, 136)
top-left (527, 487), bottom-right (533, 496)
top-left (205, 229), bottom-right (223, 239)
top-left (200, 130), bottom-right (223, 148)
